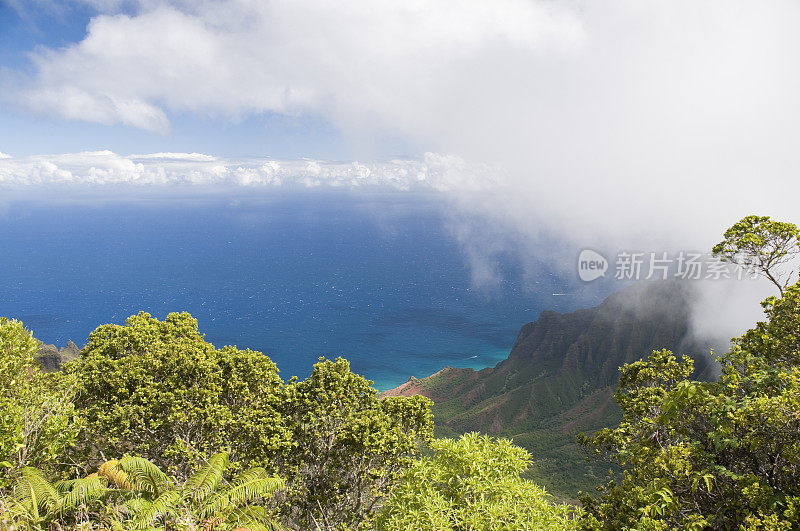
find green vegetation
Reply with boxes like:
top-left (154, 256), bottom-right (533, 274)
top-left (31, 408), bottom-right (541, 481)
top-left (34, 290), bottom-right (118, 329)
top-left (579, 215), bottom-right (800, 529)
top-left (0, 317), bottom-right (81, 489)
top-left (278, 358), bottom-right (433, 529)
top-left (712, 214), bottom-right (799, 295)
top-left (401, 280), bottom-right (711, 498)
top-left (2, 213), bottom-right (799, 529)
top-left (375, 432), bottom-right (577, 530)
top-left (0, 312), bottom-right (570, 529)
top-left (1, 453), bottom-right (283, 530)
top-left (66, 311), bottom-right (289, 479)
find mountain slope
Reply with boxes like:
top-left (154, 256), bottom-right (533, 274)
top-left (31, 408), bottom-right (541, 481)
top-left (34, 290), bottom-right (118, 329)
top-left (36, 340), bottom-right (80, 372)
top-left (385, 280), bottom-right (718, 498)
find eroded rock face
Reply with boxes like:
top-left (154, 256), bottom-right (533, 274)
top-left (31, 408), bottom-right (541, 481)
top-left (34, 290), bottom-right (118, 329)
top-left (36, 340), bottom-right (80, 372)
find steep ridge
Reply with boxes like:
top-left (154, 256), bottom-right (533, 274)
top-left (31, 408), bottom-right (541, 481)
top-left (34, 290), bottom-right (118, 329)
top-left (36, 340), bottom-right (80, 372)
top-left (386, 280), bottom-right (718, 498)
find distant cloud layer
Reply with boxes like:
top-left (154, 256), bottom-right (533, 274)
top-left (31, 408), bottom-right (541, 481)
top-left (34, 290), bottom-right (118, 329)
top-left (0, 151), bottom-right (502, 191)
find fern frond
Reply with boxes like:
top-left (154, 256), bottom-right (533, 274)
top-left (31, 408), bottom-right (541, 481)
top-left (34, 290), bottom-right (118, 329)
top-left (201, 471), bottom-right (283, 521)
top-left (226, 505), bottom-right (283, 531)
top-left (122, 497), bottom-right (149, 514)
top-left (228, 467), bottom-right (269, 486)
top-left (15, 467), bottom-right (60, 515)
top-left (222, 477), bottom-right (283, 506)
top-left (228, 522), bottom-right (282, 531)
top-left (182, 452), bottom-right (229, 504)
top-left (98, 459), bottom-right (132, 490)
top-left (118, 456), bottom-right (172, 496)
top-left (226, 468), bottom-right (282, 502)
top-left (55, 478), bottom-right (78, 494)
top-left (61, 473), bottom-right (109, 511)
top-left (1, 494), bottom-right (39, 529)
top-left (131, 489), bottom-right (179, 529)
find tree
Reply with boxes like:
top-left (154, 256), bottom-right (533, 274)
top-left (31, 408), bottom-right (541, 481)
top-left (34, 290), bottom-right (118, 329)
top-left (65, 315), bottom-right (435, 529)
top-left (276, 357), bottom-right (433, 530)
top-left (580, 345), bottom-right (800, 529)
top-left (375, 432), bottom-right (579, 530)
top-left (0, 317), bottom-right (81, 489)
top-left (733, 280), bottom-right (800, 367)
top-left (712, 215), bottom-right (799, 295)
top-left (581, 216), bottom-right (800, 530)
top-left (577, 351), bottom-right (710, 530)
top-left (65, 312), bottom-right (290, 479)
top-left (2, 452), bottom-right (283, 530)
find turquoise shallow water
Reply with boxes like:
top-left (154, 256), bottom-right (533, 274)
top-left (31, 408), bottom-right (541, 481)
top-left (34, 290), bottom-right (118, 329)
top-left (0, 190), bottom-right (590, 390)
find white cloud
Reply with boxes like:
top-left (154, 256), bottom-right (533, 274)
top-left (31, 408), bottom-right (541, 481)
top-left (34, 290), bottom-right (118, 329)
top-left (11, 1), bottom-right (799, 248)
top-left (0, 150), bottom-right (503, 190)
top-left (12, 0), bottom-right (582, 133)
top-left (19, 86), bottom-right (171, 134)
top-left (0, 152), bottom-right (12, 159)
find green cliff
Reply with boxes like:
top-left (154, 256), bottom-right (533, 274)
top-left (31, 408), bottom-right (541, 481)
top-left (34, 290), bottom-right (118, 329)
top-left (385, 280), bottom-right (718, 499)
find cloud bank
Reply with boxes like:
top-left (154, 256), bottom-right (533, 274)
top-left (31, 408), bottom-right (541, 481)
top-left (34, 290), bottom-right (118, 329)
top-left (0, 150), bottom-right (502, 191)
top-left (13, 0), bottom-right (582, 134)
top-left (9, 1), bottom-right (798, 246)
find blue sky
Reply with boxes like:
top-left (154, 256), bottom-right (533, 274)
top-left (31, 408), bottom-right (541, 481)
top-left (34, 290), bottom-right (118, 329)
top-left (0, 2), bottom-right (95, 70)
top-left (0, 1), bottom-right (413, 159)
top-left (0, 99), bottom-right (352, 159)
top-left (4, 0), bottom-right (575, 163)
top-left (0, 4), bottom-right (344, 159)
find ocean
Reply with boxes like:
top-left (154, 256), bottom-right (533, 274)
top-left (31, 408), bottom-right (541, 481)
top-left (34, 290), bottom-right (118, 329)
top-left (0, 189), bottom-right (593, 390)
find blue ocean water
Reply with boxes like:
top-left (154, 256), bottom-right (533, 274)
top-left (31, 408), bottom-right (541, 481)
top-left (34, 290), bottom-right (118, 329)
top-left (0, 190), bottom-right (590, 389)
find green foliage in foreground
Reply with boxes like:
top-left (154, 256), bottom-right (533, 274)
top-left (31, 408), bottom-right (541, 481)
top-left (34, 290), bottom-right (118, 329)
top-left (58, 312), bottom-right (435, 529)
top-left (376, 433), bottom-right (579, 530)
top-left (0, 318), bottom-right (81, 489)
top-left (66, 312), bottom-right (290, 480)
top-left (0, 311), bottom-right (570, 530)
top-left (0, 452), bottom-right (282, 530)
top-left (278, 358), bottom-right (433, 530)
top-left (580, 217), bottom-right (800, 530)
top-left (713, 214), bottom-right (799, 295)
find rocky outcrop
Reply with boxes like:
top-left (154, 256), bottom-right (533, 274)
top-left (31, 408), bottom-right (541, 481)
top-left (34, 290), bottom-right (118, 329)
top-left (36, 340), bottom-right (80, 372)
